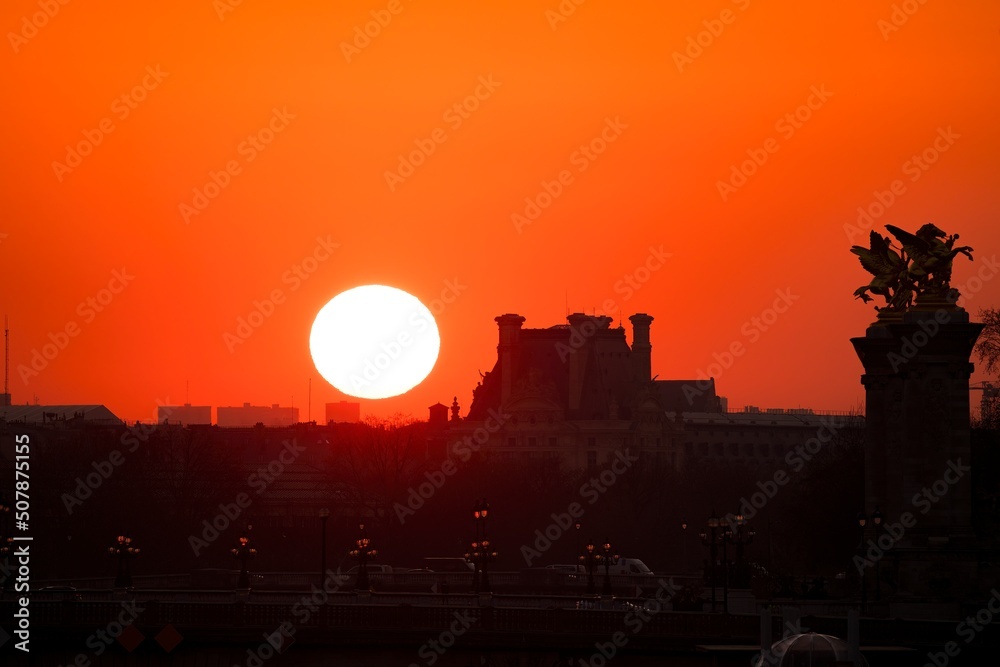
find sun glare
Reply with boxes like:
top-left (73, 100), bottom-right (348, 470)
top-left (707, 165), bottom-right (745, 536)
top-left (309, 285), bottom-right (440, 400)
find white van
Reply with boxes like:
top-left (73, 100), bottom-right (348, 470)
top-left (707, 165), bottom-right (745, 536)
top-left (607, 558), bottom-right (654, 576)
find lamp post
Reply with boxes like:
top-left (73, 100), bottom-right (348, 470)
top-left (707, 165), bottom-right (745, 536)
top-left (700, 515), bottom-right (721, 613)
top-left (600, 539), bottom-right (620, 596)
top-left (349, 522), bottom-right (377, 591)
top-left (721, 524), bottom-right (730, 613)
top-left (466, 499), bottom-right (496, 593)
top-left (108, 534), bottom-right (139, 589)
top-left (231, 532), bottom-right (257, 589)
top-left (871, 507), bottom-right (882, 602)
top-left (579, 541), bottom-right (600, 595)
top-left (857, 512), bottom-right (867, 613)
top-left (727, 513), bottom-right (756, 588)
top-left (319, 508), bottom-right (330, 590)
top-left (0, 497), bottom-right (10, 592)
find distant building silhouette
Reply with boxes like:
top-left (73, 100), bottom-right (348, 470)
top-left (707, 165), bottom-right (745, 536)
top-left (0, 403), bottom-right (122, 426)
top-left (428, 402), bottom-right (448, 428)
top-left (450, 312), bottom-right (857, 470)
top-left (217, 402), bottom-right (298, 427)
top-left (158, 403), bottom-right (211, 425)
top-left (326, 400), bottom-right (361, 424)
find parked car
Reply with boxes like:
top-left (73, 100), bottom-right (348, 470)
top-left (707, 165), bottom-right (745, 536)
top-left (545, 564), bottom-right (585, 573)
top-left (38, 586), bottom-right (82, 600)
top-left (421, 557), bottom-right (474, 573)
top-left (346, 564), bottom-right (393, 574)
top-left (606, 558), bottom-right (655, 576)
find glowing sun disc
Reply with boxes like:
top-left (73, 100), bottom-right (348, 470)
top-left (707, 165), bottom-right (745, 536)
top-left (309, 285), bottom-right (440, 399)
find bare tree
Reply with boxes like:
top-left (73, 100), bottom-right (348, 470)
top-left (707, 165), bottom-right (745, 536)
top-left (324, 414), bottom-right (428, 529)
top-left (976, 307), bottom-right (1000, 375)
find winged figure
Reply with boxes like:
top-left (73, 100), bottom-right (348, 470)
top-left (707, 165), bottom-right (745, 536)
top-left (885, 223), bottom-right (973, 295)
top-left (850, 231), bottom-right (913, 311)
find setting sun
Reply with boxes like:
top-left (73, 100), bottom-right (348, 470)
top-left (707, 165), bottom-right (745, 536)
top-left (309, 285), bottom-right (440, 400)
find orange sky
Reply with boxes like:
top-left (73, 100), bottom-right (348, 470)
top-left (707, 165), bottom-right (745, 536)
top-left (2, 0), bottom-right (999, 423)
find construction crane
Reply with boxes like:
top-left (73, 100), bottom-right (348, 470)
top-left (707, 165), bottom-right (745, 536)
top-left (970, 381), bottom-right (999, 425)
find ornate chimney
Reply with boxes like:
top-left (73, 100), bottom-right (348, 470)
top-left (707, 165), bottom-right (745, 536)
top-left (629, 313), bottom-right (654, 382)
top-left (495, 314), bottom-right (525, 408)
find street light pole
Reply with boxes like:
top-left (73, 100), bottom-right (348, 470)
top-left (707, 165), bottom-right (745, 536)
top-left (701, 515), bottom-right (720, 613)
top-left (857, 512), bottom-right (867, 614)
top-left (231, 533), bottom-right (257, 590)
top-left (580, 541), bottom-right (598, 595)
top-left (872, 507), bottom-right (882, 603)
top-left (319, 508), bottom-right (329, 590)
top-left (600, 539), bottom-right (620, 596)
top-left (466, 499), bottom-right (495, 593)
top-left (108, 534), bottom-right (139, 589)
top-left (350, 522), bottom-right (376, 591)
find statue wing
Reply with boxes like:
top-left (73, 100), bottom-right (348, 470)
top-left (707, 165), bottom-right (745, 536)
top-left (850, 231), bottom-right (899, 277)
top-left (886, 224), bottom-right (932, 262)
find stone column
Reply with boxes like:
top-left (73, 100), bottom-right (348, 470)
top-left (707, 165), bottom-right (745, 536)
top-left (851, 298), bottom-right (982, 604)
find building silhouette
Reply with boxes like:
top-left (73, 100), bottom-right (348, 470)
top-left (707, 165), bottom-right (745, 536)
top-left (158, 403), bottom-right (212, 425)
top-left (448, 312), bottom-right (859, 470)
top-left (217, 402), bottom-right (299, 427)
top-left (326, 400), bottom-right (361, 424)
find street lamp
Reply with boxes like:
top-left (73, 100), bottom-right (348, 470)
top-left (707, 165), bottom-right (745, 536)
top-left (857, 511), bottom-right (867, 613)
top-left (579, 541), bottom-right (600, 595)
top-left (466, 499), bottom-right (496, 593)
top-left (871, 507), bottom-right (882, 602)
top-left (319, 508), bottom-right (330, 590)
top-left (700, 515), bottom-right (721, 613)
top-left (600, 539), bottom-right (620, 596)
top-left (349, 522), bottom-right (377, 591)
top-left (0, 497), bottom-right (10, 591)
top-left (108, 534), bottom-right (139, 589)
top-left (231, 533), bottom-right (257, 589)
top-left (727, 513), bottom-right (755, 588)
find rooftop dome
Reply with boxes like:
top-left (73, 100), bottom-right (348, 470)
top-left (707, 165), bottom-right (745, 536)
top-left (754, 632), bottom-right (868, 667)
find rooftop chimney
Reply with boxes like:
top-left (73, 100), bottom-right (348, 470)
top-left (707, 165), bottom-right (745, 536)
top-left (495, 314), bottom-right (525, 409)
top-left (629, 313), bottom-right (653, 382)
